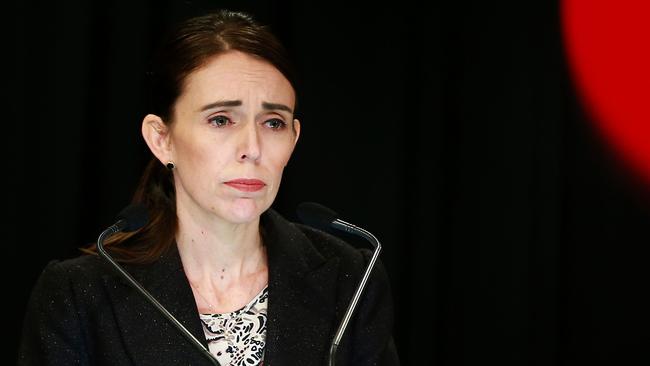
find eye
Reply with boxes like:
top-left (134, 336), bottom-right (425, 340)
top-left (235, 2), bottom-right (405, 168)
top-left (264, 118), bottom-right (287, 130)
top-left (208, 115), bottom-right (231, 127)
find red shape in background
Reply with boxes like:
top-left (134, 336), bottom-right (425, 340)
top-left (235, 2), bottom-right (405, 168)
top-left (562, 0), bottom-right (650, 183)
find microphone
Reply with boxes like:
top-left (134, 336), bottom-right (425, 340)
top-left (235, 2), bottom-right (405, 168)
top-left (296, 202), bottom-right (383, 366)
top-left (96, 204), bottom-right (220, 366)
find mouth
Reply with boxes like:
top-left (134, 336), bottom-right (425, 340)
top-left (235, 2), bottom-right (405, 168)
top-left (223, 178), bottom-right (267, 192)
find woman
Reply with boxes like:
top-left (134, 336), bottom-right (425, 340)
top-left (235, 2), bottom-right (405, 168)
top-left (18, 10), bottom-right (398, 366)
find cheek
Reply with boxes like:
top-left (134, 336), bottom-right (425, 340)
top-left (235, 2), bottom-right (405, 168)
top-left (266, 139), bottom-right (295, 172)
top-left (173, 131), bottom-right (227, 174)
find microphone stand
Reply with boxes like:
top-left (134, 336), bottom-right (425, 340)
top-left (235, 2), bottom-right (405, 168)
top-left (328, 219), bottom-right (382, 366)
top-left (97, 223), bottom-right (220, 366)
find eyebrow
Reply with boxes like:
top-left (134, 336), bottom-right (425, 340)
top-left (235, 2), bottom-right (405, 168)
top-left (199, 100), bottom-right (293, 114)
top-left (199, 100), bottom-right (242, 112)
top-left (262, 102), bottom-right (293, 114)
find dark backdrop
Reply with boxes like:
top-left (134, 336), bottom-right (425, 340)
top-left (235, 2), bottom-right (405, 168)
top-left (8, 1), bottom-right (650, 365)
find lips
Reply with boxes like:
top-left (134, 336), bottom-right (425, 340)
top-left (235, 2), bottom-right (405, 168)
top-left (224, 178), bottom-right (266, 192)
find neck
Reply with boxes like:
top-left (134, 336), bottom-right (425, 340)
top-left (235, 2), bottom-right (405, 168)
top-left (175, 205), bottom-right (265, 283)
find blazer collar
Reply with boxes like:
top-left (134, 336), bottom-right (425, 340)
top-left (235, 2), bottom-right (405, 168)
top-left (262, 209), bottom-right (341, 366)
top-left (104, 209), bottom-right (340, 366)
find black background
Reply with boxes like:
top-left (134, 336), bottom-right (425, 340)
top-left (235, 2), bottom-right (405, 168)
top-left (8, 1), bottom-right (650, 364)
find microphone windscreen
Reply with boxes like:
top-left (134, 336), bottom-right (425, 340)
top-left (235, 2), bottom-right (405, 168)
top-left (296, 202), bottom-right (338, 230)
top-left (116, 204), bottom-right (150, 232)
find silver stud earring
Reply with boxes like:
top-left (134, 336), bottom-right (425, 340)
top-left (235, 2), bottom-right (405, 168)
top-left (166, 161), bottom-right (175, 170)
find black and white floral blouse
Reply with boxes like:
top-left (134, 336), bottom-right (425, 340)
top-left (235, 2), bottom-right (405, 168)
top-left (199, 286), bottom-right (268, 366)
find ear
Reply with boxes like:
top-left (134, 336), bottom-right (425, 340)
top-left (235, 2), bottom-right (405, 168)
top-left (141, 114), bottom-right (172, 165)
top-left (292, 118), bottom-right (301, 146)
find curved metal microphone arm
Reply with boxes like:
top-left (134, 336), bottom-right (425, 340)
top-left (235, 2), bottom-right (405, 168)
top-left (328, 219), bottom-right (382, 366)
top-left (96, 226), bottom-right (220, 366)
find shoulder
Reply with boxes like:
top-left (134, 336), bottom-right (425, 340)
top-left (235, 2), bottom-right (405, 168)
top-left (28, 254), bottom-right (111, 305)
top-left (37, 254), bottom-right (107, 283)
top-left (262, 208), bottom-right (390, 299)
top-left (299, 218), bottom-right (364, 253)
top-left (263, 208), bottom-right (371, 270)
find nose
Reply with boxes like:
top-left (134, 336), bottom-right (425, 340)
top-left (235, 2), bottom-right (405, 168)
top-left (237, 122), bottom-right (261, 163)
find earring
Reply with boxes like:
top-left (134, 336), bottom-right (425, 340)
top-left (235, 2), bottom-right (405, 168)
top-left (166, 161), bottom-right (175, 170)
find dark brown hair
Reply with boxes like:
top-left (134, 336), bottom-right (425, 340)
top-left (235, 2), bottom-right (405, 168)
top-left (86, 10), bottom-right (297, 263)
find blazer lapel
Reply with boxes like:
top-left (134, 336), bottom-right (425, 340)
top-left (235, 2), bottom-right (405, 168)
top-left (103, 249), bottom-right (214, 366)
top-left (262, 210), bottom-right (341, 366)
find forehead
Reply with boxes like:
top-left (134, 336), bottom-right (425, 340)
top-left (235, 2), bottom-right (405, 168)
top-left (179, 51), bottom-right (295, 107)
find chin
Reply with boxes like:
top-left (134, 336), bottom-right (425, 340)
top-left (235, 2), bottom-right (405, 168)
top-left (224, 199), bottom-right (268, 224)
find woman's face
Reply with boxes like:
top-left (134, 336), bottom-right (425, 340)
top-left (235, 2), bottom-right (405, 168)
top-left (165, 51), bottom-right (299, 224)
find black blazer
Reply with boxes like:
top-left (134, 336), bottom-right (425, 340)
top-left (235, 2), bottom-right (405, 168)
top-left (18, 209), bottom-right (399, 365)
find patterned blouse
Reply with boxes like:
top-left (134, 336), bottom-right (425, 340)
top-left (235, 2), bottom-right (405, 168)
top-left (199, 287), bottom-right (268, 366)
